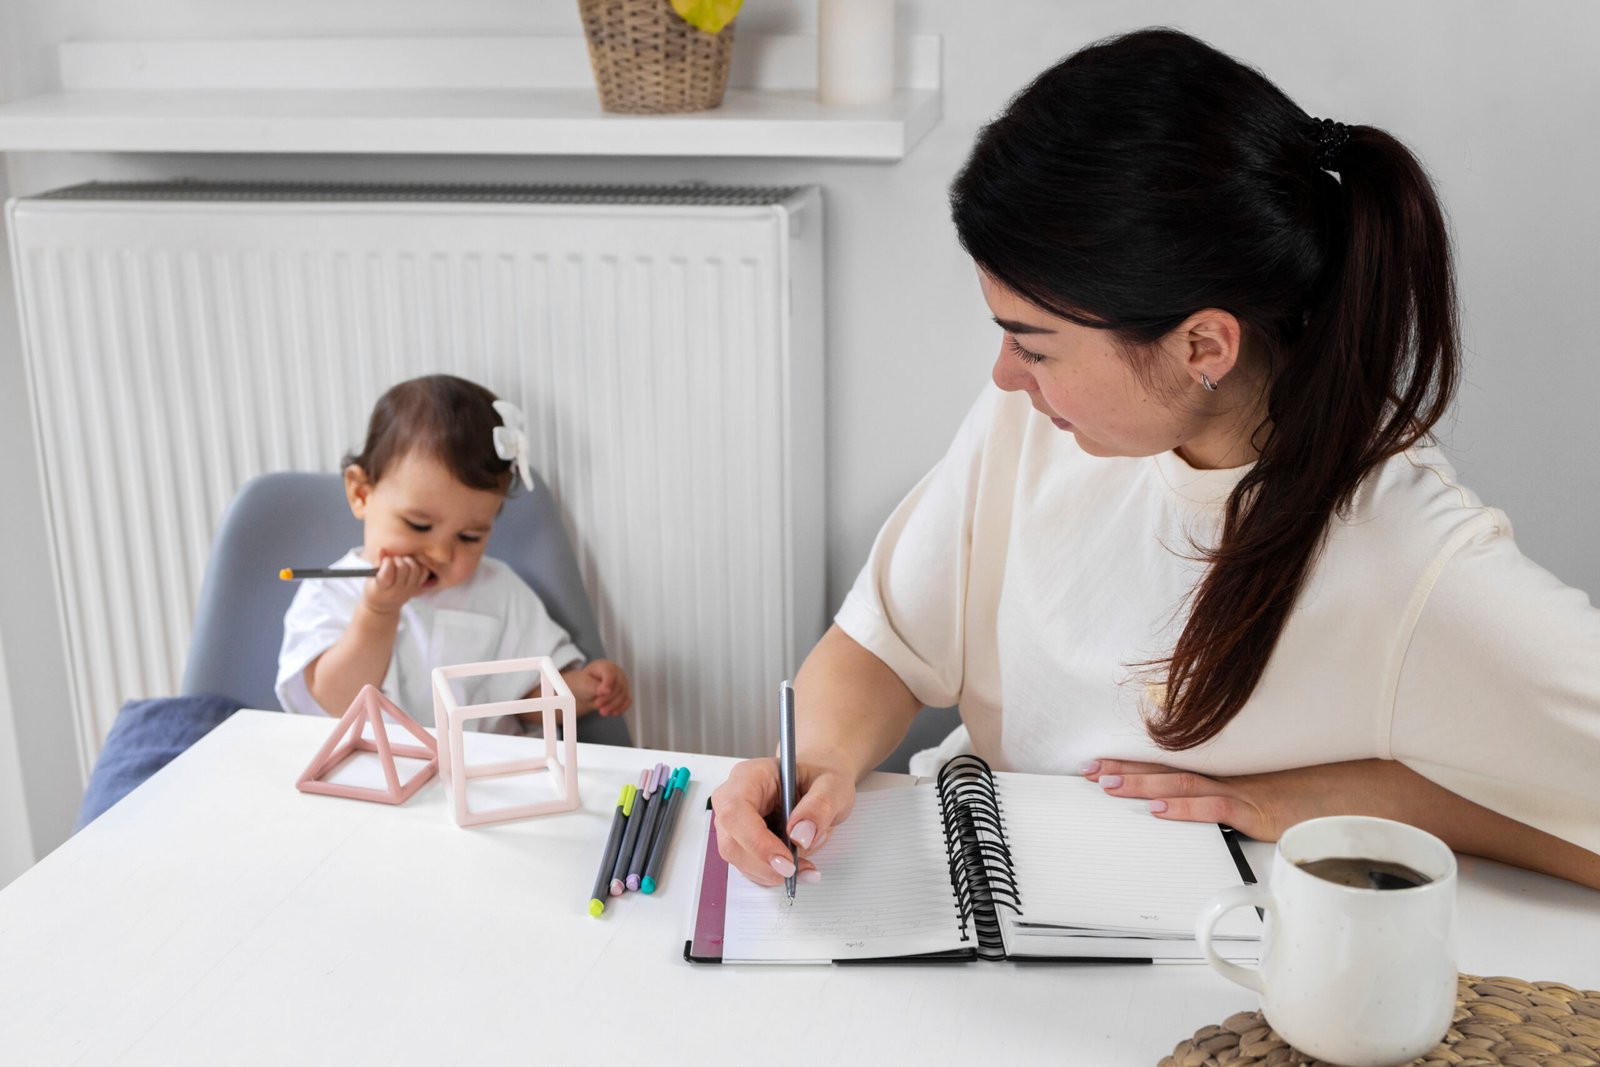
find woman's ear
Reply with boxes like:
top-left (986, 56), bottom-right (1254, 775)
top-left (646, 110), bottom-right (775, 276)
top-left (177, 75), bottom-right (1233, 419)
top-left (1174, 308), bottom-right (1243, 389)
top-left (343, 465), bottom-right (372, 519)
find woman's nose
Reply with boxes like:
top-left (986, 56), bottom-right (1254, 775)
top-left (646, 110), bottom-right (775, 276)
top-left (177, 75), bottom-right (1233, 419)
top-left (992, 346), bottom-right (1034, 394)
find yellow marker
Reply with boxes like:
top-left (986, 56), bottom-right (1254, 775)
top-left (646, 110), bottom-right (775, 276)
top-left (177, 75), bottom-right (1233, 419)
top-left (589, 784), bottom-right (633, 916)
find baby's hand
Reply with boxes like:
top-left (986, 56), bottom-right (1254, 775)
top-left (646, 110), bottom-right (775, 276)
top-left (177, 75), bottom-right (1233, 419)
top-left (584, 660), bottom-right (632, 717)
top-left (361, 554), bottom-right (430, 614)
top-left (563, 660), bottom-right (632, 717)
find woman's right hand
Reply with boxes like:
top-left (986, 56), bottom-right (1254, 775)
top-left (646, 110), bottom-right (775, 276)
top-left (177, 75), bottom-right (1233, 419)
top-left (711, 756), bottom-right (858, 887)
top-left (362, 554), bottom-right (430, 614)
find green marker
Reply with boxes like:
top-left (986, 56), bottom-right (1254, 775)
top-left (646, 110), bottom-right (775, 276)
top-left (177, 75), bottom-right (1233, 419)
top-left (640, 768), bottom-right (691, 894)
top-left (589, 784), bottom-right (635, 917)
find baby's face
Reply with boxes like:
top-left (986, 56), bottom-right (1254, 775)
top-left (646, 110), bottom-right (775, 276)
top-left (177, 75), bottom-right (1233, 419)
top-left (344, 450), bottom-right (504, 593)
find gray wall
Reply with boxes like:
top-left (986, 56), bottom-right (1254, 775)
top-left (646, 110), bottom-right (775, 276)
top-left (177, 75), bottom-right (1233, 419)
top-left (3, 0), bottom-right (1597, 879)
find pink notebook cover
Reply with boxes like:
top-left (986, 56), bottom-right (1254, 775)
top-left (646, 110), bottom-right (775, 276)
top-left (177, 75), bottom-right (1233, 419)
top-left (684, 804), bottom-right (728, 963)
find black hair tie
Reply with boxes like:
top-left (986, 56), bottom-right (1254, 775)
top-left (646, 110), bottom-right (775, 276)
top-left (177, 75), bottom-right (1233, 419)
top-left (1311, 117), bottom-right (1351, 171)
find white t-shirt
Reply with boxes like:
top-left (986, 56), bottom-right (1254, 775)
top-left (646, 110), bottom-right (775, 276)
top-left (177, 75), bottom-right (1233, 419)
top-left (837, 385), bottom-right (1600, 852)
top-left (275, 549), bottom-right (585, 729)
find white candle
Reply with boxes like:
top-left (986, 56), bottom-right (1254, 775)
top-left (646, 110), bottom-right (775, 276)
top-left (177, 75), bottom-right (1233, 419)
top-left (817, 0), bottom-right (896, 106)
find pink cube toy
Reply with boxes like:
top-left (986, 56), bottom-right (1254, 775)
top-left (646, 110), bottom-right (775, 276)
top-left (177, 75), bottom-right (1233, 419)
top-left (432, 656), bottom-right (580, 826)
top-left (296, 685), bottom-right (438, 804)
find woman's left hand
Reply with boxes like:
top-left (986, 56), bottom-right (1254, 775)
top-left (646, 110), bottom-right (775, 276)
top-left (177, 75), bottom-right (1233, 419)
top-left (1083, 757), bottom-right (1424, 841)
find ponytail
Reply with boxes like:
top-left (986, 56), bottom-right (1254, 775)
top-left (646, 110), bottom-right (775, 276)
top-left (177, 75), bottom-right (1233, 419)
top-left (1152, 124), bottom-right (1458, 748)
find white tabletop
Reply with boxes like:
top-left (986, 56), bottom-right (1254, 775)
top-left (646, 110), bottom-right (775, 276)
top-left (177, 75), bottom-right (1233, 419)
top-left (1, 711), bottom-right (1596, 1066)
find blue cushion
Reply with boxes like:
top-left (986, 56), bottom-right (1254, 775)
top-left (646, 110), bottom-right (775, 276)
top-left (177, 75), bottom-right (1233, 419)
top-left (75, 694), bottom-right (245, 830)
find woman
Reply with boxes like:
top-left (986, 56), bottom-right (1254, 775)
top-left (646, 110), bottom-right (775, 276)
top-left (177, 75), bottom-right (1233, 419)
top-left (712, 28), bottom-right (1600, 890)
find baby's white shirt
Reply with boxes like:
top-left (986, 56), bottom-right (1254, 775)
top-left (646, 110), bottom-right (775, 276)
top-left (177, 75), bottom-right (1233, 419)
top-left (275, 549), bottom-right (584, 729)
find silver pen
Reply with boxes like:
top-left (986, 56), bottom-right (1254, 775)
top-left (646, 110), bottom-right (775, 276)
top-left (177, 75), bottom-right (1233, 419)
top-left (780, 680), bottom-right (798, 904)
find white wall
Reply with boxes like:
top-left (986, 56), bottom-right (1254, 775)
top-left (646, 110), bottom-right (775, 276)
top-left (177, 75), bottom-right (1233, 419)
top-left (2, 0), bottom-right (1598, 872)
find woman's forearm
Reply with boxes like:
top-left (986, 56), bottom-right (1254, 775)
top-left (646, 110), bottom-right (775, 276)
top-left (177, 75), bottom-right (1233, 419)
top-left (793, 625), bottom-right (923, 781)
top-left (1094, 756), bottom-right (1600, 891)
top-left (1392, 764), bottom-right (1600, 890)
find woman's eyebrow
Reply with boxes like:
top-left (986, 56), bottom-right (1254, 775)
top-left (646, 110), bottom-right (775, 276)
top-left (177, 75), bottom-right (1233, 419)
top-left (993, 316), bottom-right (1056, 335)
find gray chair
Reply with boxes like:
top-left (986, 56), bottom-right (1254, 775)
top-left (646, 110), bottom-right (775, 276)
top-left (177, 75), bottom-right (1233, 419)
top-left (181, 469), bottom-right (632, 746)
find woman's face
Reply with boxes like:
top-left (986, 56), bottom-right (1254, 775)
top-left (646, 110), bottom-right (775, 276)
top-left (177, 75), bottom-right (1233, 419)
top-left (980, 271), bottom-right (1239, 464)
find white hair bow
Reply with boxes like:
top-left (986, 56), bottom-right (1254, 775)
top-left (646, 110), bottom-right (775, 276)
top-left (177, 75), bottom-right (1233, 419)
top-left (492, 400), bottom-right (534, 492)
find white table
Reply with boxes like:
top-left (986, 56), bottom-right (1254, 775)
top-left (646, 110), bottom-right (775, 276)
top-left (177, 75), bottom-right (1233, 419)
top-left (1, 711), bottom-right (1596, 1065)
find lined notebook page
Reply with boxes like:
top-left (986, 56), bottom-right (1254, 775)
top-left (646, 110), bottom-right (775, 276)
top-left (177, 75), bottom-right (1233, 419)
top-left (722, 785), bottom-right (966, 962)
top-left (997, 773), bottom-right (1259, 939)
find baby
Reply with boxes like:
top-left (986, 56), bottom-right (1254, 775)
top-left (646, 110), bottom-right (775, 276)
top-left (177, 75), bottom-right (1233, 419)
top-left (275, 374), bottom-right (631, 732)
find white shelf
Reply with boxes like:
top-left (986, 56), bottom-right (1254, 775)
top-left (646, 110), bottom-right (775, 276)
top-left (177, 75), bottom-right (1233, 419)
top-left (0, 87), bottom-right (940, 159)
top-left (0, 34), bottom-right (942, 160)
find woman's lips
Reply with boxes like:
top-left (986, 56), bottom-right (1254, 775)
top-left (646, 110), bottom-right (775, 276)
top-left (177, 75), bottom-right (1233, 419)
top-left (1051, 416), bottom-right (1073, 431)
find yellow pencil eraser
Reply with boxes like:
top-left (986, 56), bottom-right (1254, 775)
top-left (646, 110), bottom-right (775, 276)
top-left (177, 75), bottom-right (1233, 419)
top-left (589, 899), bottom-right (604, 917)
top-left (279, 568), bottom-right (293, 581)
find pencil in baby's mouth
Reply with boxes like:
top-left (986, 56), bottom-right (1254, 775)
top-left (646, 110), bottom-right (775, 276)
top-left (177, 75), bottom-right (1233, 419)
top-left (279, 567), bottom-right (380, 580)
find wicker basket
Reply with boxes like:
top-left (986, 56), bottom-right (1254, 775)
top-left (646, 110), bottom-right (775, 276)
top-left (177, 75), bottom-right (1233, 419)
top-left (577, 0), bottom-right (737, 114)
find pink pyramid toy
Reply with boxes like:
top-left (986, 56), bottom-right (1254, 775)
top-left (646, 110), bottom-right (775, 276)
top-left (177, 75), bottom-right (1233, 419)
top-left (296, 685), bottom-right (439, 804)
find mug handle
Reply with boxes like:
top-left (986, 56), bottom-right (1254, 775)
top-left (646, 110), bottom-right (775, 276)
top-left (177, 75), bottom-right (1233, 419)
top-left (1196, 883), bottom-right (1270, 993)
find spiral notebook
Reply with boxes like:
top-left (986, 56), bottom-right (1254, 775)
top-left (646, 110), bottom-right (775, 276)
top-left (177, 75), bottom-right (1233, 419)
top-left (685, 755), bottom-right (1261, 964)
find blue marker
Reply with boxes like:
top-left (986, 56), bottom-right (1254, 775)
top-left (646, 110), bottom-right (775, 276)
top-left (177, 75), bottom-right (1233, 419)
top-left (640, 768), bottom-right (690, 894)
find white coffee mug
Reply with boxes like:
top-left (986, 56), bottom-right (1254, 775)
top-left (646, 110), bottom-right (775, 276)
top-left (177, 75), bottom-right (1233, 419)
top-left (1196, 815), bottom-right (1458, 1067)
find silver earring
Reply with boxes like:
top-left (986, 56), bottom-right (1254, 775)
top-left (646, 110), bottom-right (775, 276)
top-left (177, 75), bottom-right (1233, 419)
top-left (1200, 373), bottom-right (1218, 392)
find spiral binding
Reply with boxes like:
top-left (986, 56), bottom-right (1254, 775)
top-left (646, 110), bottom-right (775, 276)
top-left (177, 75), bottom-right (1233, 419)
top-left (935, 754), bottom-right (1020, 960)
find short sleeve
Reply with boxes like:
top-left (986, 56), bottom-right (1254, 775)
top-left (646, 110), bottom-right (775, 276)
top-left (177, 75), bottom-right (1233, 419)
top-left (275, 578), bottom-right (363, 716)
top-left (834, 386), bottom-right (1002, 709)
top-left (1391, 520), bottom-right (1600, 852)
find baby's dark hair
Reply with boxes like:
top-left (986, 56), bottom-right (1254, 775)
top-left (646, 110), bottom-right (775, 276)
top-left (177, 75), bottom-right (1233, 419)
top-left (342, 374), bottom-right (516, 494)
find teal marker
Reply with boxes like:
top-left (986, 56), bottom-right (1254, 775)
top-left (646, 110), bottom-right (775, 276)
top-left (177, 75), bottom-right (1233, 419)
top-left (640, 768), bottom-right (690, 894)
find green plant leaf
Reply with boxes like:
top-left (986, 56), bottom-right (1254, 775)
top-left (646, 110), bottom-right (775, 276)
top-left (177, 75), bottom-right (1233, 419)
top-left (670, 0), bottom-right (741, 35)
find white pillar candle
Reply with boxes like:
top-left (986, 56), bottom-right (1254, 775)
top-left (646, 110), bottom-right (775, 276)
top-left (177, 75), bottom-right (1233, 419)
top-left (817, 0), bottom-right (896, 106)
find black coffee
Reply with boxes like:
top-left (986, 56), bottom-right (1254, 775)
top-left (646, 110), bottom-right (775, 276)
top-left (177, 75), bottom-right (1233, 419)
top-left (1296, 856), bottom-right (1432, 890)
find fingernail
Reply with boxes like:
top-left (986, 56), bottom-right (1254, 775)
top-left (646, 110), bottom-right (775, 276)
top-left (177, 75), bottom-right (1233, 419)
top-left (790, 820), bottom-right (816, 850)
top-left (1099, 774), bottom-right (1123, 789)
top-left (1148, 800), bottom-right (1168, 813)
top-left (798, 868), bottom-right (822, 884)
top-left (769, 855), bottom-right (796, 878)
top-left (1080, 760), bottom-right (1101, 776)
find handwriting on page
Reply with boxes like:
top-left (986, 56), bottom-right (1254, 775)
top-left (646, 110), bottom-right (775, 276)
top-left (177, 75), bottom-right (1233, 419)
top-left (721, 787), bottom-right (965, 962)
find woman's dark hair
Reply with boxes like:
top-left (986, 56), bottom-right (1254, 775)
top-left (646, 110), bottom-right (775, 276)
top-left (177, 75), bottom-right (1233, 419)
top-left (950, 28), bottom-right (1458, 749)
top-left (343, 374), bottom-right (516, 495)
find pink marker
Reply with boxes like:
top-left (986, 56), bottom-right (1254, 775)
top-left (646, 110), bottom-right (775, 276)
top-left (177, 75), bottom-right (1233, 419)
top-left (610, 767), bottom-right (653, 895)
top-left (626, 764), bottom-right (672, 890)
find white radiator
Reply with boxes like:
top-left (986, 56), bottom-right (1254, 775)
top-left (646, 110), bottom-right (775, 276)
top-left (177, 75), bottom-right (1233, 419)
top-left (6, 181), bottom-right (825, 772)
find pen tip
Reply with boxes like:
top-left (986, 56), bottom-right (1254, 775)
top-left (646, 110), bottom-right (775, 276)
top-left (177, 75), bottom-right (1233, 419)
top-left (609, 879), bottom-right (624, 897)
top-left (588, 899), bottom-right (604, 917)
top-left (626, 875), bottom-right (640, 891)
top-left (640, 877), bottom-right (656, 894)
top-left (278, 568), bottom-right (292, 580)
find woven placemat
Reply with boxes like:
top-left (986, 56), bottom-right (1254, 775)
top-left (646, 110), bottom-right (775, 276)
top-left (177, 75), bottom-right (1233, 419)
top-left (1161, 975), bottom-right (1600, 1066)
